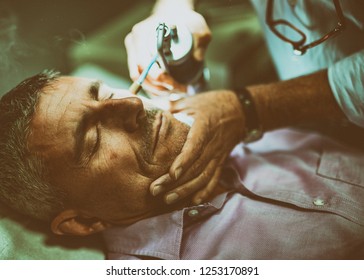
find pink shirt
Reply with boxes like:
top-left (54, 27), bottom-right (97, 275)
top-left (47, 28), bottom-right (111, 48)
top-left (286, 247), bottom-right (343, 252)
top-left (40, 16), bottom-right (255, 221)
top-left (103, 129), bottom-right (364, 259)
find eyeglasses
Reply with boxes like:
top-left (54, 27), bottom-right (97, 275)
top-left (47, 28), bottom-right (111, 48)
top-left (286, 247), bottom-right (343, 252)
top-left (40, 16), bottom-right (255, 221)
top-left (266, 0), bottom-right (346, 55)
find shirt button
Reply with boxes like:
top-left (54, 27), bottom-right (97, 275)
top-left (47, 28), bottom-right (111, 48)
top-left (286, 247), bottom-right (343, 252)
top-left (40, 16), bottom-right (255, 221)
top-left (187, 209), bottom-right (199, 217)
top-left (313, 198), bottom-right (325, 206)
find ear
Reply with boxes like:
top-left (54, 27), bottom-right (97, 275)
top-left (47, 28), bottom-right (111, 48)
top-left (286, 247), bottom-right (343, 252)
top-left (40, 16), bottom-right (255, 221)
top-left (51, 209), bottom-right (110, 236)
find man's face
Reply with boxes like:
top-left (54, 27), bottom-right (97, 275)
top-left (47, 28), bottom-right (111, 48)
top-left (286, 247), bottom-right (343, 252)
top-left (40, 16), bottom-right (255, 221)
top-left (28, 76), bottom-right (189, 225)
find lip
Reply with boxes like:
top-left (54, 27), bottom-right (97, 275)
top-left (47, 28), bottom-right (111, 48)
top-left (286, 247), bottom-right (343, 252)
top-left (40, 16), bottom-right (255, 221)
top-left (152, 112), bottom-right (163, 154)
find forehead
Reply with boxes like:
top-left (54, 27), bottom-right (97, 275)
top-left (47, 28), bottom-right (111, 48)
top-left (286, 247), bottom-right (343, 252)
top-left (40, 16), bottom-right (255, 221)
top-left (36, 76), bottom-right (92, 114)
top-left (42, 76), bottom-right (93, 102)
top-left (28, 76), bottom-right (93, 158)
top-left (34, 76), bottom-right (93, 125)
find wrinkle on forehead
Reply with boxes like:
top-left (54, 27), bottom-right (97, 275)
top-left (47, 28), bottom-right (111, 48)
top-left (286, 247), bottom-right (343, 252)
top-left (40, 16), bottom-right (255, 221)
top-left (28, 78), bottom-right (75, 161)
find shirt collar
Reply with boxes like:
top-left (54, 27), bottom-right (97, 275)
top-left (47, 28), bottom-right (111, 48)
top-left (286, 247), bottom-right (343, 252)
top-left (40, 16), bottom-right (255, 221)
top-left (103, 191), bottom-right (229, 260)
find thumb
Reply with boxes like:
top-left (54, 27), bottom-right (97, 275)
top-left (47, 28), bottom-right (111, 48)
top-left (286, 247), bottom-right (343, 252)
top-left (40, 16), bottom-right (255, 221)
top-left (192, 31), bottom-right (212, 61)
top-left (169, 98), bottom-right (188, 113)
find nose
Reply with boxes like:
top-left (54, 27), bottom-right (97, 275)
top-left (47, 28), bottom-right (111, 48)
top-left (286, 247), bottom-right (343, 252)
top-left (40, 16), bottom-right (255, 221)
top-left (97, 97), bottom-right (146, 132)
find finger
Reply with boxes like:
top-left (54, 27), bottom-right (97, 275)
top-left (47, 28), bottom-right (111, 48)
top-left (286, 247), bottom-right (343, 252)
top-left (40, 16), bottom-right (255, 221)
top-left (145, 66), bottom-right (188, 94)
top-left (169, 98), bottom-right (188, 113)
top-left (140, 63), bottom-right (183, 95)
top-left (163, 157), bottom-right (220, 204)
top-left (192, 31), bottom-right (212, 61)
top-left (149, 173), bottom-right (174, 196)
top-left (184, 12), bottom-right (212, 61)
top-left (124, 34), bottom-right (139, 80)
top-left (192, 154), bottom-right (227, 204)
top-left (145, 73), bottom-right (175, 92)
top-left (135, 64), bottom-right (173, 96)
top-left (149, 145), bottom-right (211, 197)
top-left (169, 93), bottom-right (208, 113)
top-left (131, 25), bottom-right (157, 73)
top-left (141, 81), bottom-right (173, 97)
top-left (147, 63), bottom-right (165, 80)
top-left (192, 165), bottom-right (222, 205)
top-left (169, 120), bottom-right (211, 180)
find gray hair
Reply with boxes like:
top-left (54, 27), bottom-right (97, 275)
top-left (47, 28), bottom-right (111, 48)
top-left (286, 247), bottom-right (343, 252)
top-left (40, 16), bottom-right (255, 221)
top-left (0, 70), bottom-right (67, 221)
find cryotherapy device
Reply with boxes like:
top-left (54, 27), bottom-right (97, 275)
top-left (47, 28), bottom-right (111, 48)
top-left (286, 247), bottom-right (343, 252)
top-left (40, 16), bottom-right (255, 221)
top-left (129, 22), bottom-right (207, 95)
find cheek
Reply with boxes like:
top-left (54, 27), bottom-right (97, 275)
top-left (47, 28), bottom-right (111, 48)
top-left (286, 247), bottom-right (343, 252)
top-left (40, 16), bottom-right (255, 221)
top-left (93, 172), bottom-right (153, 220)
top-left (102, 145), bottom-right (151, 188)
top-left (109, 152), bottom-right (118, 160)
top-left (101, 136), bottom-right (138, 171)
top-left (106, 147), bottom-right (143, 172)
top-left (154, 123), bottom-right (189, 161)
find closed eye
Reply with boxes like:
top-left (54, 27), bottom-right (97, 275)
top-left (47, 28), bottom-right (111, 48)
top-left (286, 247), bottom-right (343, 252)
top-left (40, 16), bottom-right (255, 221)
top-left (91, 124), bottom-right (101, 159)
top-left (81, 123), bottom-right (101, 166)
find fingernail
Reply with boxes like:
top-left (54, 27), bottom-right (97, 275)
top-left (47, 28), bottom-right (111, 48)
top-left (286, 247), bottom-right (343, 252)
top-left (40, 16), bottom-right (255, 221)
top-left (152, 185), bottom-right (163, 196)
top-left (174, 167), bottom-right (182, 180)
top-left (148, 64), bottom-right (164, 79)
top-left (166, 193), bottom-right (179, 204)
top-left (194, 198), bottom-right (202, 205)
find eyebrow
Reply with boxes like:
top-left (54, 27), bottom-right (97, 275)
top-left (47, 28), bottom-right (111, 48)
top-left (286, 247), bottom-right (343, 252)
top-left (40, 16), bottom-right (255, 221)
top-left (73, 80), bottom-right (102, 166)
top-left (89, 80), bottom-right (102, 100)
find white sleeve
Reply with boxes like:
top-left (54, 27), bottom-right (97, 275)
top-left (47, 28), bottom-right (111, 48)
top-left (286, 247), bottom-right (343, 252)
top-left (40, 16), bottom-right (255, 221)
top-left (328, 50), bottom-right (364, 127)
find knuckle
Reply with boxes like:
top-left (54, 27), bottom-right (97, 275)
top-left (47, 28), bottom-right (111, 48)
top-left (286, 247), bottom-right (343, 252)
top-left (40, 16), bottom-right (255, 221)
top-left (177, 185), bottom-right (197, 197)
top-left (201, 170), bottom-right (211, 181)
top-left (124, 33), bottom-right (132, 45)
top-left (131, 23), bottom-right (141, 34)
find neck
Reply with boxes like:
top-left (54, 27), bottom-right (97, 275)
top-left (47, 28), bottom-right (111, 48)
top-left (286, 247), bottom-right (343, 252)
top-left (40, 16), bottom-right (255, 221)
top-left (156, 183), bottom-right (227, 214)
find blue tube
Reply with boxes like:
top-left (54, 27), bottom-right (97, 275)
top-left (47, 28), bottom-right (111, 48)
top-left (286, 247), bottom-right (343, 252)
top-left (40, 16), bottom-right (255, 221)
top-left (137, 53), bottom-right (159, 85)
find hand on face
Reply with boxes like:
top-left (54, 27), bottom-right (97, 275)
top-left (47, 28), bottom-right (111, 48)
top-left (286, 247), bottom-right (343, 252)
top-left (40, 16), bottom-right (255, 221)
top-left (125, 9), bottom-right (211, 96)
top-left (29, 77), bottom-right (191, 232)
top-left (149, 90), bottom-right (245, 205)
